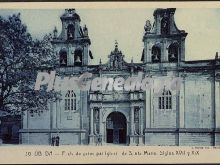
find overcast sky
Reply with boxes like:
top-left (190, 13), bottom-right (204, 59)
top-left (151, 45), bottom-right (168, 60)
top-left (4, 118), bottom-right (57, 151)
top-left (0, 8), bottom-right (220, 64)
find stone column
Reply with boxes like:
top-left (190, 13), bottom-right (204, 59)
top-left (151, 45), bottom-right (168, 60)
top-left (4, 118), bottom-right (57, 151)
top-left (140, 107), bottom-right (144, 138)
top-left (215, 81), bottom-right (220, 128)
top-left (49, 101), bottom-right (53, 145)
top-left (52, 101), bottom-right (57, 129)
top-left (89, 107), bottom-right (95, 145)
top-left (104, 122), bottom-right (106, 144)
top-left (90, 108), bottom-right (94, 135)
top-left (130, 106), bottom-right (135, 145)
top-left (131, 107), bottom-right (134, 135)
top-left (139, 107), bottom-right (144, 145)
top-left (179, 77), bottom-right (185, 128)
top-left (99, 108), bottom-right (101, 134)
top-left (163, 40), bottom-right (168, 62)
top-left (99, 107), bottom-right (103, 144)
top-left (83, 45), bottom-right (89, 65)
top-left (180, 38), bottom-right (186, 61)
top-left (57, 100), bottom-right (60, 129)
top-left (50, 101), bottom-right (53, 129)
top-left (145, 88), bottom-right (152, 131)
top-left (176, 82), bottom-right (180, 146)
top-left (68, 46), bottom-right (72, 66)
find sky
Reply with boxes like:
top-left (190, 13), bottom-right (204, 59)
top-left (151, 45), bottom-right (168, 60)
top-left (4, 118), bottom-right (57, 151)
top-left (0, 8), bottom-right (220, 64)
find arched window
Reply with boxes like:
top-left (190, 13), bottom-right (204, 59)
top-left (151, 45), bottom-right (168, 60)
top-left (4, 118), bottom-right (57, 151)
top-left (168, 44), bottom-right (178, 62)
top-left (64, 90), bottom-right (76, 111)
top-left (151, 46), bottom-right (161, 63)
top-left (67, 24), bottom-right (75, 40)
top-left (159, 90), bottom-right (172, 109)
top-left (161, 17), bottom-right (169, 35)
top-left (59, 50), bottom-right (67, 66)
top-left (74, 49), bottom-right (83, 66)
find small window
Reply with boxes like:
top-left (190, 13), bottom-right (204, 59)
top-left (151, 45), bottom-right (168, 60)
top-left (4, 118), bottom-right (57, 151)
top-left (151, 46), bottom-right (161, 63)
top-left (159, 90), bottom-right (172, 109)
top-left (65, 90), bottom-right (76, 111)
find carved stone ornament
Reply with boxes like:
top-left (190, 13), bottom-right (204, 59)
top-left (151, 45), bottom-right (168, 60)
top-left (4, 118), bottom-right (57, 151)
top-left (144, 20), bottom-right (152, 32)
top-left (131, 102), bottom-right (144, 107)
top-left (90, 103), bottom-right (102, 109)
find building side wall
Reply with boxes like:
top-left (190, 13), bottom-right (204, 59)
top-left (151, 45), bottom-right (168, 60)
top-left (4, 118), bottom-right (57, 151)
top-left (179, 133), bottom-right (213, 146)
top-left (144, 133), bottom-right (177, 146)
top-left (184, 75), bottom-right (214, 129)
top-left (150, 76), bottom-right (177, 128)
top-left (21, 133), bottom-right (50, 145)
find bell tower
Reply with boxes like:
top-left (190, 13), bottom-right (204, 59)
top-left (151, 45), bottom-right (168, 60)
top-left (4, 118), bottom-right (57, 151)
top-left (52, 9), bottom-right (93, 67)
top-left (141, 8), bottom-right (187, 64)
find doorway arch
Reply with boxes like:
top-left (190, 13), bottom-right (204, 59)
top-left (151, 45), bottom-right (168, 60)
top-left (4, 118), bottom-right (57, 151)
top-left (106, 112), bottom-right (127, 144)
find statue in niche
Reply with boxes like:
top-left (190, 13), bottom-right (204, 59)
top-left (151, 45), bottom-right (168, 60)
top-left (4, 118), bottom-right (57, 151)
top-left (114, 57), bottom-right (118, 68)
top-left (95, 109), bottom-right (99, 121)
top-left (134, 124), bottom-right (139, 135)
top-left (134, 108), bottom-right (139, 122)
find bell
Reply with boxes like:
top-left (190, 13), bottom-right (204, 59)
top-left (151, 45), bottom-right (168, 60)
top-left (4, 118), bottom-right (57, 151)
top-left (61, 58), bottom-right (66, 65)
top-left (170, 53), bottom-right (176, 59)
top-left (69, 33), bottom-right (73, 39)
top-left (75, 56), bottom-right (81, 63)
top-left (154, 55), bottom-right (159, 61)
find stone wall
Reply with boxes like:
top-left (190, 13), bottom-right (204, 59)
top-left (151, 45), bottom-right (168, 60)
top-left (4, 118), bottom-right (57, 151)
top-left (184, 74), bottom-right (214, 129)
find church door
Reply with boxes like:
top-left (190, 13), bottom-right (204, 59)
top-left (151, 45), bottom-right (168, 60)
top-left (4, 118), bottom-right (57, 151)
top-left (106, 112), bottom-right (127, 144)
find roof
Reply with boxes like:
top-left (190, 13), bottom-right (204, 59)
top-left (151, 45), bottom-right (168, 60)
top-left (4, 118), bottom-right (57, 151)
top-left (60, 9), bottom-right (81, 22)
top-left (153, 8), bottom-right (176, 17)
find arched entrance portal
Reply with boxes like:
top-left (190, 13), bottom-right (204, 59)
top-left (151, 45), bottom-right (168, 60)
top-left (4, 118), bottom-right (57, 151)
top-left (106, 112), bottom-right (127, 144)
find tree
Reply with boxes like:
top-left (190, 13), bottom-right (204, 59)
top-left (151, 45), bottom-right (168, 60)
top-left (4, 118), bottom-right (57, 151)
top-left (0, 13), bottom-right (59, 115)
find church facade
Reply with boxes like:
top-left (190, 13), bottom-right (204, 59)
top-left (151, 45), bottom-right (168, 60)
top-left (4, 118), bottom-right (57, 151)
top-left (20, 8), bottom-right (220, 146)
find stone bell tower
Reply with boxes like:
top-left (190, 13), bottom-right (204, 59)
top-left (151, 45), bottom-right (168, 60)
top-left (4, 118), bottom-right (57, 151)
top-left (141, 8), bottom-right (187, 65)
top-left (52, 9), bottom-right (93, 67)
